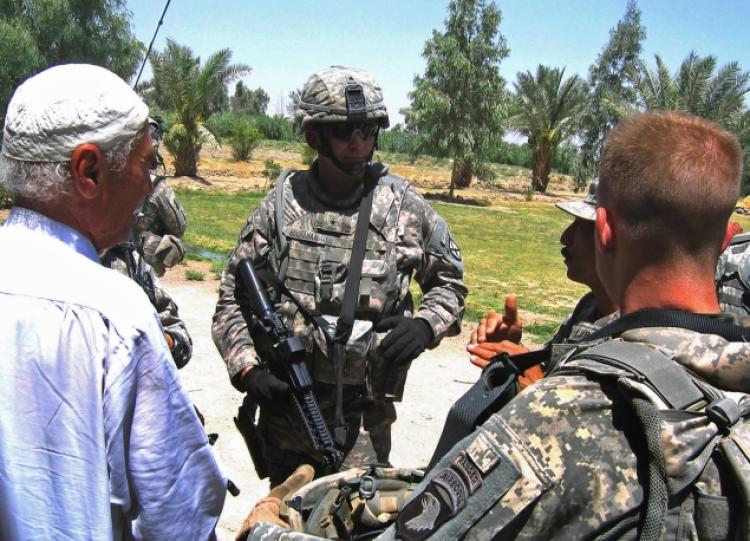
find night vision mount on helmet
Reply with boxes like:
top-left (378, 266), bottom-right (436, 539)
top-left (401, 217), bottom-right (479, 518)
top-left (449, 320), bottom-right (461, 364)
top-left (294, 66), bottom-right (390, 135)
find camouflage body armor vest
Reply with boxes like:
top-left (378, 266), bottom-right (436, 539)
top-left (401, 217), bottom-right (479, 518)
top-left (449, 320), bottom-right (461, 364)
top-left (270, 169), bottom-right (413, 398)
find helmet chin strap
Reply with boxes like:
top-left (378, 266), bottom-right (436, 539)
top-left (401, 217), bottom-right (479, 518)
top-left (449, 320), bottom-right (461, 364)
top-left (318, 130), bottom-right (379, 177)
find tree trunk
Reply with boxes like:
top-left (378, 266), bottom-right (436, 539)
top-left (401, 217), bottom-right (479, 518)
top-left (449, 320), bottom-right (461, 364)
top-left (451, 157), bottom-right (473, 196)
top-left (174, 140), bottom-right (200, 177)
top-left (531, 144), bottom-right (552, 192)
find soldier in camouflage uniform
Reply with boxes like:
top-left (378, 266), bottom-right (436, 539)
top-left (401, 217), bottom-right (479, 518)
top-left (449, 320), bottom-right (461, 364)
top-left (101, 244), bottom-right (193, 368)
top-left (467, 179), bottom-right (617, 385)
top-left (240, 111), bottom-right (750, 540)
top-left (212, 66), bottom-right (467, 485)
top-left (133, 116), bottom-right (187, 277)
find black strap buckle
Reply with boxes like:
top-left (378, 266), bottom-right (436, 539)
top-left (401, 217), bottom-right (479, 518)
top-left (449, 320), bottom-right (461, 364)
top-left (706, 397), bottom-right (742, 431)
top-left (319, 260), bottom-right (336, 301)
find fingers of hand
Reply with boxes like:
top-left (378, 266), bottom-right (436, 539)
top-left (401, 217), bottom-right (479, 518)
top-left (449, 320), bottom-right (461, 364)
top-left (374, 315), bottom-right (401, 333)
top-left (504, 295), bottom-right (518, 322)
top-left (518, 364), bottom-right (545, 390)
top-left (236, 497), bottom-right (287, 540)
top-left (466, 343), bottom-right (500, 361)
top-left (484, 311), bottom-right (502, 337)
top-left (469, 355), bottom-right (491, 369)
top-left (384, 334), bottom-right (422, 365)
top-left (469, 329), bottom-right (478, 345)
top-left (468, 340), bottom-right (526, 360)
top-left (268, 464), bottom-right (315, 500)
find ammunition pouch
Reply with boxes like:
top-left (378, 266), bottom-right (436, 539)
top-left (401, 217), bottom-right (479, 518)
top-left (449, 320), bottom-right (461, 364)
top-left (312, 315), bottom-right (374, 386)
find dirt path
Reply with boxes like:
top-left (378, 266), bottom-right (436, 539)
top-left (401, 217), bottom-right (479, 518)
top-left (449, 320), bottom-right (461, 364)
top-left (162, 274), bottom-right (479, 540)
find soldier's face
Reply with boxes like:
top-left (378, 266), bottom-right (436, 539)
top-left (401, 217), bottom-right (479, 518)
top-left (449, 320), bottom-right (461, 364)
top-left (560, 217), bottom-right (598, 287)
top-left (325, 123), bottom-right (377, 170)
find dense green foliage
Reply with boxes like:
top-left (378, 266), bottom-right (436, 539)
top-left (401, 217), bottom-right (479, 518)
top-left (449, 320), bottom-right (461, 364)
top-left (0, 0), bottom-right (142, 125)
top-left (146, 39), bottom-right (250, 176)
top-left (227, 118), bottom-right (262, 161)
top-left (631, 51), bottom-right (750, 188)
top-left (512, 66), bottom-right (588, 192)
top-left (206, 112), bottom-right (295, 142)
top-left (231, 81), bottom-right (269, 115)
top-left (577, 0), bottom-right (646, 188)
top-left (407, 0), bottom-right (509, 195)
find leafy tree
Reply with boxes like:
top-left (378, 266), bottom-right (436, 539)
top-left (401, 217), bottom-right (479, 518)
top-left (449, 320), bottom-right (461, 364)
top-left (407, 0), bottom-right (510, 196)
top-left (286, 87), bottom-right (302, 118)
top-left (512, 66), bottom-right (588, 192)
top-left (578, 0), bottom-right (645, 187)
top-left (631, 51), bottom-right (750, 193)
top-left (631, 51), bottom-right (750, 126)
top-left (227, 117), bottom-right (261, 162)
top-left (0, 0), bottom-right (143, 124)
top-left (231, 81), bottom-right (270, 115)
top-left (147, 38), bottom-right (250, 176)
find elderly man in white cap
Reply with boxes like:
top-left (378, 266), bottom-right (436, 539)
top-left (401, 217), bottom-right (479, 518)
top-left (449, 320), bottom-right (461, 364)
top-left (0, 64), bottom-right (226, 540)
top-left (467, 179), bottom-right (618, 382)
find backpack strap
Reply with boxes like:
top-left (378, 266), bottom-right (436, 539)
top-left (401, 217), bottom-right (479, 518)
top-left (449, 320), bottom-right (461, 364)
top-left (426, 348), bottom-right (548, 471)
top-left (566, 340), bottom-right (705, 410)
top-left (561, 339), bottom-right (750, 540)
top-left (273, 168), bottom-right (297, 285)
top-left (586, 308), bottom-right (750, 342)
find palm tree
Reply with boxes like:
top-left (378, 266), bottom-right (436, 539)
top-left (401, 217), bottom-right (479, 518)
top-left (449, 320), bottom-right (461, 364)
top-left (631, 51), bottom-right (750, 126)
top-left (148, 39), bottom-right (250, 177)
top-left (512, 65), bottom-right (588, 192)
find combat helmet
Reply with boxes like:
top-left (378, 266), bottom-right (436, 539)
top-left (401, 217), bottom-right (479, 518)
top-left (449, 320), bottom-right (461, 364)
top-left (294, 66), bottom-right (389, 135)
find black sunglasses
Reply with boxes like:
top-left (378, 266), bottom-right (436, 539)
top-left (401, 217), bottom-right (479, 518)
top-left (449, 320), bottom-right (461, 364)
top-left (324, 122), bottom-right (379, 141)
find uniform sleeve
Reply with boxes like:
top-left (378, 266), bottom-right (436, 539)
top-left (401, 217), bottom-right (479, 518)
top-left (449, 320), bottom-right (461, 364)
top-left (212, 194), bottom-right (276, 385)
top-left (105, 312), bottom-right (227, 540)
top-left (247, 522), bottom-right (328, 541)
top-left (402, 188), bottom-right (467, 344)
top-left (153, 180), bottom-right (187, 237)
top-left (386, 375), bottom-right (642, 540)
top-left (152, 277), bottom-right (193, 369)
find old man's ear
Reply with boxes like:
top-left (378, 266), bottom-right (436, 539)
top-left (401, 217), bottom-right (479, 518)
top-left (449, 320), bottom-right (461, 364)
top-left (70, 143), bottom-right (105, 199)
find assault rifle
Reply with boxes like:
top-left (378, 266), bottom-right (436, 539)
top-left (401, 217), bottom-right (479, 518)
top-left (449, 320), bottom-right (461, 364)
top-left (236, 258), bottom-right (343, 471)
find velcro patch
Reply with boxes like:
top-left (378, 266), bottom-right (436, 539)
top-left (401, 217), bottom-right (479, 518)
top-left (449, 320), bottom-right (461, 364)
top-left (466, 431), bottom-right (501, 474)
top-left (432, 468), bottom-right (467, 516)
top-left (452, 451), bottom-right (483, 494)
top-left (396, 485), bottom-right (452, 541)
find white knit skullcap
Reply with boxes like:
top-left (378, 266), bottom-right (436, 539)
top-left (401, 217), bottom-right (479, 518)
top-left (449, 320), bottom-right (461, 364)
top-left (2, 63), bottom-right (149, 162)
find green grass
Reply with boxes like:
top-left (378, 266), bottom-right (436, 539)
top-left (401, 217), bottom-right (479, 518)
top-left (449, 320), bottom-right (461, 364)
top-left (185, 269), bottom-right (206, 281)
top-left (175, 189), bottom-right (587, 342)
top-left (177, 190), bottom-right (265, 255)
top-left (431, 201), bottom-right (587, 341)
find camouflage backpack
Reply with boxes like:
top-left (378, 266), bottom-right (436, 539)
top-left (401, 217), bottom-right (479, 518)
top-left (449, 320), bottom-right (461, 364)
top-left (548, 313), bottom-right (750, 540)
top-left (280, 465), bottom-right (424, 540)
top-left (716, 232), bottom-right (750, 317)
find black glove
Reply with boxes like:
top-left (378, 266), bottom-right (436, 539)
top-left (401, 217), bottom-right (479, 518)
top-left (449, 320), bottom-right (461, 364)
top-left (375, 316), bottom-right (434, 366)
top-left (242, 368), bottom-right (290, 407)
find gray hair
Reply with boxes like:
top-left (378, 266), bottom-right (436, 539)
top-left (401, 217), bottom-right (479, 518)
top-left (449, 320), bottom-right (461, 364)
top-left (0, 130), bottom-right (144, 203)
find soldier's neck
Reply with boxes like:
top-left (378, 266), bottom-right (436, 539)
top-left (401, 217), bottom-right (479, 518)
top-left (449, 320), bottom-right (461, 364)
top-left (313, 160), bottom-right (365, 206)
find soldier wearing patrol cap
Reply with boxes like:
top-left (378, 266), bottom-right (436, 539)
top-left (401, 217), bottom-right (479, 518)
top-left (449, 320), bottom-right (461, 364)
top-left (212, 66), bottom-right (467, 486)
top-left (466, 179), bottom-right (618, 387)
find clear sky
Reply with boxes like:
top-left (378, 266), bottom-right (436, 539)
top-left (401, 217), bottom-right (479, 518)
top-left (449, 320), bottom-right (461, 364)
top-left (126, 0), bottom-right (750, 125)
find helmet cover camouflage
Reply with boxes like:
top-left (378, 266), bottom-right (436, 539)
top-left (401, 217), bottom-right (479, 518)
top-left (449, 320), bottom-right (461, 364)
top-left (294, 66), bottom-right (389, 134)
